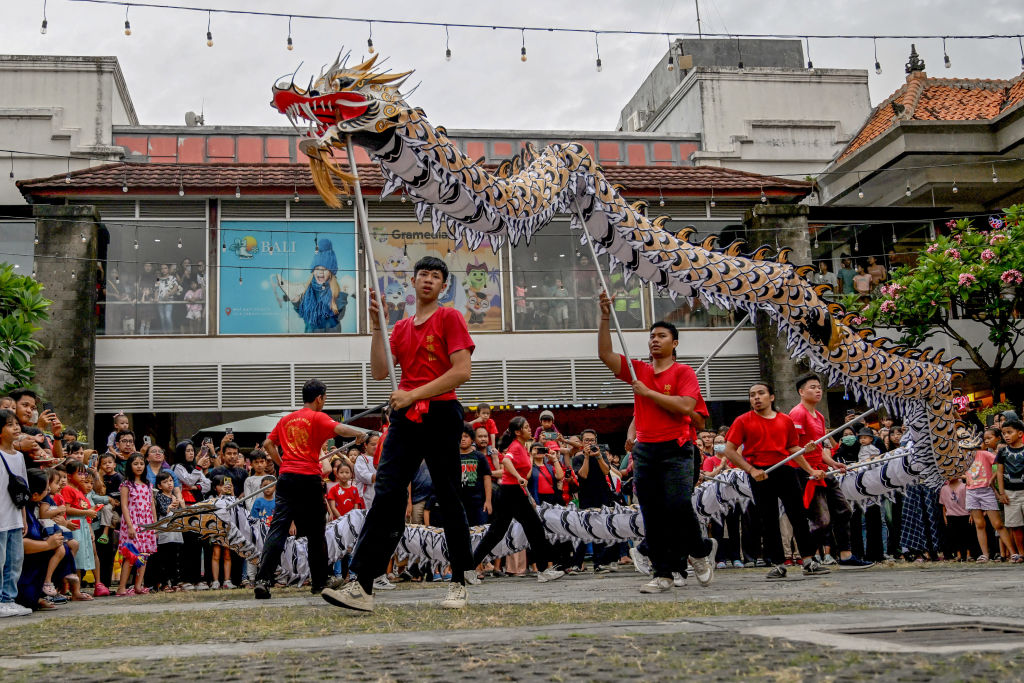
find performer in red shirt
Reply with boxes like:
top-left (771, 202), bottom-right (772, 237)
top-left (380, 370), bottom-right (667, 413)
top-left (324, 257), bottom-right (476, 612)
top-left (253, 379), bottom-right (366, 599)
top-left (722, 382), bottom-right (829, 580)
top-left (789, 374), bottom-right (872, 569)
top-left (598, 294), bottom-right (716, 593)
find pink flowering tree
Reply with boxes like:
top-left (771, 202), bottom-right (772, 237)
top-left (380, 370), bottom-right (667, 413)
top-left (856, 205), bottom-right (1024, 399)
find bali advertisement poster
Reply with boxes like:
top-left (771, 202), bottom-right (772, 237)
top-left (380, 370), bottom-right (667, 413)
top-left (368, 220), bottom-right (502, 331)
top-left (219, 221), bottom-right (358, 334)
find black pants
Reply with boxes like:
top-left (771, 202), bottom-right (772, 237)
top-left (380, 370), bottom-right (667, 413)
top-left (741, 507), bottom-right (763, 562)
top-left (800, 474), bottom-right (853, 553)
top-left (180, 529), bottom-right (204, 585)
top-left (710, 510), bottom-right (741, 563)
top-left (944, 515), bottom-right (972, 560)
top-left (256, 472), bottom-right (328, 589)
top-left (153, 542), bottom-right (182, 586)
top-left (350, 400), bottom-right (472, 591)
top-left (750, 465), bottom-right (814, 566)
top-left (633, 439), bottom-right (712, 577)
top-left (96, 531), bottom-right (117, 587)
top-left (473, 484), bottom-right (556, 568)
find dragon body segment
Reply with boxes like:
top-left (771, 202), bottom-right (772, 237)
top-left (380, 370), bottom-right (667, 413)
top-left (271, 52), bottom-right (967, 487)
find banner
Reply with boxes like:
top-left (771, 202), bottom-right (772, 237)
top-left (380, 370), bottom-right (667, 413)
top-left (368, 221), bottom-right (503, 331)
top-left (219, 221), bottom-right (358, 334)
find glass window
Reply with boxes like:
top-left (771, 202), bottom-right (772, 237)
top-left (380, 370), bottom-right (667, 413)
top-left (808, 222), bottom-right (930, 301)
top-left (510, 220), bottom-right (644, 331)
top-left (101, 220), bottom-right (208, 336)
top-left (0, 221), bottom-right (34, 272)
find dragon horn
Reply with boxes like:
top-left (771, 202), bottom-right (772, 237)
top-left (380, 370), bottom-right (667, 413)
top-left (352, 53), bottom-right (381, 73)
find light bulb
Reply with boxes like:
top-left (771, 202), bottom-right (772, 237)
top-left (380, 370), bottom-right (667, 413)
top-left (992, 166), bottom-right (999, 183)
top-left (235, 186), bottom-right (241, 199)
top-left (133, 239), bottom-right (139, 250)
top-left (659, 198), bottom-right (665, 207)
top-left (445, 48), bottom-right (451, 61)
top-left (858, 188), bottom-right (865, 199)
top-left (178, 188), bottom-right (184, 197)
top-left (124, 20), bottom-right (131, 36)
top-left (71, 270), bottom-right (76, 280)
top-left (269, 244), bottom-right (274, 254)
top-left (875, 61), bottom-right (882, 75)
top-left (65, 173), bottom-right (71, 184)
top-left (34, 234), bottom-right (39, 245)
top-left (807, 59), bottom-right (814, 69)
top-left (177, 238), bottom-right (182, 249)
top-left (952, 182), bottom-right (959, 194)
top-left (122, 184), bottom-right (128, 193)
top-left (596, 58), bottom-right (602, 72)
top-left (293, 191), bottom-right (300, 203)
top-left (760, 190), bottom-right (767, 203)
top-left (709, 199), bottom-right (716, 208)
top-left (115, 274), bottom-right (119, 284)
top-left (944, 53), bottom-right (951, 69)
top-left (666, 55), bottom-right (674, 71)
top-left (287, 36), bottom-right (293, 51)
top-left (31, 269), bottom-right (36, 278)
top-left (520, 46), bottom-right (527, 62)
top-left (400, 194), bottom-right (407, 203)
top-left (368, 37), bottom-right (374, 54)
top-left (206, 31), bottom-right (213, 47)
top-left (40, 19), bottom-right (47, 34)
top-left (905, 183), bottom-right (912, 197)
top-left (238, 275), bottom-right (243, 285)
top-left (80, 232), bottom-right (86, 243)
top-left (346, 198), bottom-right (353, 206)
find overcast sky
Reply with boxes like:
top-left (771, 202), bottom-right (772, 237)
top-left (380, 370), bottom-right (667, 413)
top-left (4, 0), bottom-right (1024, 131)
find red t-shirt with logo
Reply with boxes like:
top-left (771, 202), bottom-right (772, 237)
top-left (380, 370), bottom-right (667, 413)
top-left (726, 411), bottom-right (800, 468)
top-left (268, 408), bottom-right (338, 476)
top-left (615, 355), bottom-right (706, 443)
top-left (501, 441), bottom-right (532, 485)
top-left (60, 485), bottom-right (91, 530)
top-left (326, 484), bottom-right (364, 516)
top-left (390, 306), bottom-right (475, 400)
top-left (788, 404), bottom-right (825, 468)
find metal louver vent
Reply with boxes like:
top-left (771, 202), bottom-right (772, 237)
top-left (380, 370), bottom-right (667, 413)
top-left (572, 358), bottom-right (633, 403)
top-left (506, 359), bottom-right (573, 403)
top-left (709, 201), bottom-right (751, 219)
top-left (73, 200), bottom-right (136, 218)
top-left (366, 201), bottom-right (417, 220)
top-left (220, 200), bottom-right (286, 219)
top-left (458, 360), bottom-right (505, 404)
top-left (703, 355), bottom-right (760, 400)
top-left (94, 366), bottom-right (150, 411)
top-left (289, 202), bottom-right (352, 219)
top-left (152, 365), bottom-right (218, 410)
top-left (365, 366), bottom-right (393, 406)
top-left (222, 365), bottom-right (291, 410)
top-left (293, 363), bottom-right (363, 408)
top-left (657, 201), bottom-right (709, 219)
top-left (139, 200), bottom-right (207, 218)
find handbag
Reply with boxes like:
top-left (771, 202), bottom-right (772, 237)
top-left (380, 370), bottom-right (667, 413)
top-left (1, 452), bottom-right (31, 509)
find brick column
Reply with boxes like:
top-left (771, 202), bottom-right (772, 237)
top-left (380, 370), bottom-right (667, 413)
top-left (31, 205), bottom-right (100, 443)
top-left (744, 204), bottom-right (830, 424)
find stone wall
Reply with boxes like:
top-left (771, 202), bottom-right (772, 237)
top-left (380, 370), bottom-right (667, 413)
top-left (745, 204), bottom-right (830, 423)
top-left (31, 205), bottom-right (100, 443)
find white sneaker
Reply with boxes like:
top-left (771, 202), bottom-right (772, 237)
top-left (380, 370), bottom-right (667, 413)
top-left (689, 538), bottom-right (717, 587)
top-left (639, 577), bottom-right (673, 593)
top-left (463, 570), bottom-right (482, 586)
top-left (440, 582), bottom-right (467, 609)
top-left (180, 583), bottom-right (195, 591)
top-left (210, 581), bottom-right (221, 590)
top-left (8, 603), bottom-right (32, 616)
top-left (195, 582), bottom-right (209, 591)
top-left (221, 580), bottom-right (236, 590)
top-left (629, 547), bottom-right (652, 576)
top-left (537, 567), bottom-right (565, 583)
top-left (372, 575), bottom-right (396, 591)
top-left (821, 553), bottom-right (838, 566)
top-left (0, 602), bottom-right (29, 617)
top-left (672, 572), bottom-right (686, 587)
top-left (322, 581), bottom-right (374, 612)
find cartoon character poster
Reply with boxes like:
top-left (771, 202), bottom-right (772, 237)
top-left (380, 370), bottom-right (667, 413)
top-left (219, 221), bottom-right (358, 334)
top-left (368, 221), bottom-right (502, 330)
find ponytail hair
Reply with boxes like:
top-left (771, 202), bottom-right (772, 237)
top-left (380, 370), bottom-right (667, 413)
top-left (498, 416), bottom-right (528, 452)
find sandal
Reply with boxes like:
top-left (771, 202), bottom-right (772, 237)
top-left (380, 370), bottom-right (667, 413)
top-left (37, 599), bottom-right (57, 610)
top-left (976, 555), bottom-right (989, 563)
top-left (161, 586), bottom-right (175, 593)
top-left (72, 593), bottom-right (94, 601)
top-left (114, 590), bottom-right (129, 597)
top-left (42, 582), bottom-right (58, 597)
top-left (134, 586), bottom-right (150, 594)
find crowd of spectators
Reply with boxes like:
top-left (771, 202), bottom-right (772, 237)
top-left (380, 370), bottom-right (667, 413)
top-left (1, 390), bottom-right (1021, 618)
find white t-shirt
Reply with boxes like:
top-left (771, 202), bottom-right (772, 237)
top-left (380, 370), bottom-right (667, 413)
top-left (0, 449), bottom-right (28, 532)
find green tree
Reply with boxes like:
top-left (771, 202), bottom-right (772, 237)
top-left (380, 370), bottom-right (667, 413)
top-left (0, 263), bottom-right (51, 392)
top-left (856, 206), bottom-right (1024, 400)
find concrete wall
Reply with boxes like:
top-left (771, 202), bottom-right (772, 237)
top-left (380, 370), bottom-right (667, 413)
top-left (31, 205), bottom-right (100, 442)
top-left (0, 55), bottom-right (136, 205)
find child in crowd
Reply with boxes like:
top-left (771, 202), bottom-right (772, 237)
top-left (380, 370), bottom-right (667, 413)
top-left (35, 470), bottom-right (72, 600)
top-left (209, 475), bottom-right (235, 589)
top-left (106, 411), bottom-right (130, 452)
top-left (326, 458), bottom-right (347, 496)
top-left (249, 476), bottom-right (276, 525)
top-left (96, 454), bottom-right (122, 545)
top-left (998, 420), bottom-right (1024, 563)
top-left (61, 461), bottom-right (99, 599)
top-left (153, 471), bottom-right (184, 591)
top-left (939, 476), bottom-right (971, 561)
top-left (470, 403), bottom-right (499, 447)
top-left (533, 410), bottom-right (560, 443)
top-left (856, 428), bottom-right (880, 462)
top-left (326, 462), bottom-right (364, 520)
top-left (965, 443), bottom-right (1013, 563)
top-left (118, 452), bottom-right (156, 595)
top-left (243, 450), bottom-right (269, 511)
top-left (0, 409), bottom-right (31, 616)
top-left (87, 469), bottom-right (112, 595)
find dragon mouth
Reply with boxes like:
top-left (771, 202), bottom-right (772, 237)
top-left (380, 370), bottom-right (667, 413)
top-left (272, 90), bottom-right (368, 139)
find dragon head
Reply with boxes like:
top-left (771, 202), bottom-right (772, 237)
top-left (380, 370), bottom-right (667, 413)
top-left (271, 51), bottom-right (412, 207)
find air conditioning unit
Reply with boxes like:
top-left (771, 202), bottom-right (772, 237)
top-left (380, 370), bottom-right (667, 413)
top-left (627, 110), bottom-right (648, 131)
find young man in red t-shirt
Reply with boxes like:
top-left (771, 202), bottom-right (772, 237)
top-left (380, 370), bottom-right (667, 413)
top-left (789, 373), bottom-right (872, 570)
top-left (253, 379), bottom-right (367, 599)
top-left (324, 257), bottom-right (476, 612)
top-left (722, 381), bottom-right (830, 580)
top-left (598, 294), bottom-right (716, 593)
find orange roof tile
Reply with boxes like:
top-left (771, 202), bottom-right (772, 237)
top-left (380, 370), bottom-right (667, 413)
top-left (838, 71), bottom-right (1024, 161)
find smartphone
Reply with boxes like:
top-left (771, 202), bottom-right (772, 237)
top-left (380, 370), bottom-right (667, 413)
top-left (143, 435), bottom-right (152, 445)
top-left (226, 427), bottom-right (233, 435)
top-left (42, 401), bottom-right (54, 414)
top-left (203, 437), bottom-right (213, 445)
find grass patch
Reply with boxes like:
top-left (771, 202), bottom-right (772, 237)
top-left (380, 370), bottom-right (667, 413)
top-left (1, 599), bottom-right (844, 656)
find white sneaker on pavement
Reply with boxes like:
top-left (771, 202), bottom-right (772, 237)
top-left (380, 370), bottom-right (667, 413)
top-left (672, 572), bottom-right (686, 587)
top-left (537, 567), bottom-right (565, 583)
top-left (463, 570), bottom-right (482, 586)
top-left (688, 537), bottom-right (717, 587)
top-left (221, 580), bottom-right (236, 590)
top-left (440, 582), bottom-right (467, 609)
top-left (322, 581), bottom-right (374, 612)
top-left (372, 575), bottom-right (396, 591)
top-left (629, 548), bottom-right (652, 576)
top-left (210, 581), bottom-right (221, 590)
top-left (0, 602), bottom-right (31, 617)
top-left (639, 577), bottom-right (673, 593)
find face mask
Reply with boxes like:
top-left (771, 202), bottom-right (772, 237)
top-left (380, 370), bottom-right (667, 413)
top-left (841, 435), bottom-right (857, 447)
top-left (713, 444), bottom-right (725, 454)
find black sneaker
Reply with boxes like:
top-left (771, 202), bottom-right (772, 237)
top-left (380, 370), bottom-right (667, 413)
top-left (765, 565), bottom-right (787, 581)
top-left (802, 558), bottom-right (831, 576)
top-left (837, 555), bottom-right (874, 570)
top-left (253, 581), bottom-right (272, 600)
top-left (593, 565), bottom-right (612, 575)
top-left (754, 559), bottom-right (767, 568)
top-left (310, 584), bottom-right (325, 595)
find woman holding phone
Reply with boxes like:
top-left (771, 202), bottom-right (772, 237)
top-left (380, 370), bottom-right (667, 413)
top-left (171, 440), bottom-right (211, 590)
top-left (470, 417), bottom-right (565, 583)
